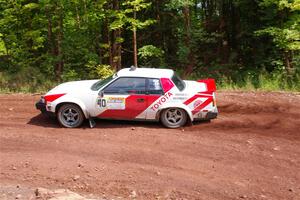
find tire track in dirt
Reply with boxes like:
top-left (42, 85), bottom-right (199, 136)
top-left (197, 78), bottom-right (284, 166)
top-left (0, 92), bottom-right (299, 199)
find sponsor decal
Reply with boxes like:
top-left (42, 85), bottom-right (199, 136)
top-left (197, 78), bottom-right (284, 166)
top-left (193, 99), bottom-right (203, 108)
top-left (173, 97), bottom-right (187, 100)
top-left (107, 97), bottom-right (125, 110)
top-left (174, 93), bottom-right (188, 96)
top-left (98, 97), bottom-right (126, 110)
top-left (107, 97), bottom-right (125, 104)
top-left (150, 92), bottom-right (173, 111)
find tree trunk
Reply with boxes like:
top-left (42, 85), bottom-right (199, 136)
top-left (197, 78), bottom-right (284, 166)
top-left (47, 12), bottom-right (54, 55)
top-left (133, 11), bottom-right (138, 67)
top-left (284, 51), bottom-right (294, 75)
top-left (95, 32), bottom-right (102, 63)
top-left (1, 35), bottom-right (10, 69)
top-left (111, 0), bottom-right (122, 70)
top-left (55, 10), bottom-right (64, 81)
top-left (182, 5), bottom-right (195, 77)
top-left (75, 6), bottom-right (81, 28)
top-left (218, 0), bottom-right (230, 64)
top-left (102, 19), bottom-right (113, 67)
top-left (101, 20), bottom-right (109, 65)
top-left (112, 28), bottom-right (122, 70)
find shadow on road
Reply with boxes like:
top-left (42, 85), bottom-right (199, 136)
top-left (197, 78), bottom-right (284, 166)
top-left (27, 113), bottom-right (164, 129)
top-left (27, 114), bottom-right (60, 128)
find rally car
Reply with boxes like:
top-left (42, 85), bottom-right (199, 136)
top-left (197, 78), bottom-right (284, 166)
top-left (36, 67), bottom-right (218, 128)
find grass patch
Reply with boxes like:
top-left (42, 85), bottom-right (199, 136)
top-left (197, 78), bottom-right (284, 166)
top-left (218, 72), bottom-right (300, 92)
top-left (0, 72), bottom-right (57, 94)
top-left (1, 70), bottom-right (299, 93)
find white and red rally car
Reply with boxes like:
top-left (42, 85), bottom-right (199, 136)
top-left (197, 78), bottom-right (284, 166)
top-left (36, 67), bottom-right (218, 128)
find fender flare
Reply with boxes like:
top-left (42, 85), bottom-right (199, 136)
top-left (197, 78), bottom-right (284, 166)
top-left (155, 103), bottom-right (193, 122)
top-left (53, 96), bottom-right (90, 119)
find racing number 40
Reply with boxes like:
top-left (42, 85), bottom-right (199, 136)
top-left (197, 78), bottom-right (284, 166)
top-left (98, 99), bottom-right (106, 107)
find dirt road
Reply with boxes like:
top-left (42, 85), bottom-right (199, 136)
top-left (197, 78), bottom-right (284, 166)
top-left (0, 92), bottom-right (300, 200)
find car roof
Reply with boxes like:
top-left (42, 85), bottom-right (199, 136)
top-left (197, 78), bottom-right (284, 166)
top-left (116, 68), bottom-right (174, 79)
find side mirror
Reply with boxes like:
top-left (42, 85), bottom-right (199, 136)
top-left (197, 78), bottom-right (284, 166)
top-left (98, 90), bottom-right (104, 98)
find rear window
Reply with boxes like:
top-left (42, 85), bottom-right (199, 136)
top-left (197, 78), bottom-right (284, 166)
top-left (171, 73), bottom-right (185, 91)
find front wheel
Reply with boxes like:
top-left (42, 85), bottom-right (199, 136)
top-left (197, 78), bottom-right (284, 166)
top-left (57, 104), bottom-right (84, 128)
top-left (160, 108), bottom-right (187, 128)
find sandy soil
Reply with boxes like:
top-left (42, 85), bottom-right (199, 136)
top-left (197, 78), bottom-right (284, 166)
top-left (0, 91), bottom-right (299, 200)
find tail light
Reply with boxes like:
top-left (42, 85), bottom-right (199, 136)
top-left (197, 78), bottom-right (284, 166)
top-left (212, 92), bottom-right (217, 107)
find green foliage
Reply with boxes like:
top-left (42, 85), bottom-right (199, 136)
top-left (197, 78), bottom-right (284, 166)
top-left (0, 35), bottom-right (6, 55)
top-left (165, 0), bottom-right (194, 10)
top-left (86, 63), bottom-right (115, 79)
top-left (138, 45), bottom-right (164, 67)
top-left (256, 27), bottom-right (300, 50)
top-left (0, 0), bottom-right (300, 93)
top-left (110, 0), bottom-right (156, 31)
top-left (256, 0), bottom-right (300, 51)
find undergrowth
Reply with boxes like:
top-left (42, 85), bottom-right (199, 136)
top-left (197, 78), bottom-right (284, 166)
top-left (1, 70), bottom-right (299, 93)
top-left (218, 73), bottom-right (300, 92)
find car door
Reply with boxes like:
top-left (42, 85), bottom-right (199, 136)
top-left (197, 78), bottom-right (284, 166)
top-left (144, 78), bottom-right (164, 119)
top-left (96, 77), bottom-right (149, 120)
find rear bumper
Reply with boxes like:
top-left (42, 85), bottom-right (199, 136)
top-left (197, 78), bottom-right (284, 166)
top-left (194, 111), bottom-right (218, 121)
top-left (205, 111), bottom-right (218, 120)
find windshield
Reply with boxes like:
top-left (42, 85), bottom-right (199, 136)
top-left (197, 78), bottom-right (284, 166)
top-left (171, 73), bottom-right (186, 91)
top-left (91, 76), bottom-right (114, 91)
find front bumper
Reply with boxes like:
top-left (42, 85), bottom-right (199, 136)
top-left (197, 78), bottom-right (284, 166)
top-left (35, 99), bottom-right (55, 117)
top-left (36, 99), bottom-right (47, 113)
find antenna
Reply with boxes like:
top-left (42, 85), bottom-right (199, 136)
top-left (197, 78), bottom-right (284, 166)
top-left (130, 65), bottom-right (137, 71)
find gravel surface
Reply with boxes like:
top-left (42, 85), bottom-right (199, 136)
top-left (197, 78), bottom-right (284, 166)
top-left (0, 91), bottom-right (299, 199)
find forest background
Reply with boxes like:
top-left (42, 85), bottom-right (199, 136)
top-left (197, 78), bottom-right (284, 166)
top-left (0, 0), bottom-right (299, 92)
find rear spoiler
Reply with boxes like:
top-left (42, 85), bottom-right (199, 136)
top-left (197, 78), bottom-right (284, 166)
top-left (197, 79), bottom-right (216, 92)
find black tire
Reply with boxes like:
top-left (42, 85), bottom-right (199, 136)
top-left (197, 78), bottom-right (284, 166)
top-left (160, 108), bottom-right (187, 128)
top-left (57, 104), bottom-right (84, 128)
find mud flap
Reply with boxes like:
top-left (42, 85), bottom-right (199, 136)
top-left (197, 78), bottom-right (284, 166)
top-left (186, 119), bottom-right (193, 127)
top-left (89, 118), bottom-right (96, 128)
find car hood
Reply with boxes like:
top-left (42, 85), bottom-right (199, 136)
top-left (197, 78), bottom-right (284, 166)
top-left (46, 80), bottom-right (99, 95)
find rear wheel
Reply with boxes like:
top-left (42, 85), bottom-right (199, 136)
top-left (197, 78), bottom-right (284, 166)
top-left (57, 104), bottom-right (84, 128)
top-left (160, 108), bottom-right (187, 128)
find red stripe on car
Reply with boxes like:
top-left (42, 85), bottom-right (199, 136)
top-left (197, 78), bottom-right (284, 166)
top-left (192, 97), bottom-right (213, 115)
top-left (198, 91), bottom-right (213, 95)
top-left (44, 94), bottom-right (66, 103)
top-left (184, 94), bottom-right (212, 105)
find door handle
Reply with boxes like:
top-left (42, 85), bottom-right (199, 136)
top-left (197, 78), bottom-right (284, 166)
top-left (137, 98), bottom-right (145, 103)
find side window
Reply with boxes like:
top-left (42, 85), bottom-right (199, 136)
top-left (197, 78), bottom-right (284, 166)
top-left (147, 79), bottom-right (163, 95)
top-left (103, 77), bottom-right (146, 94)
